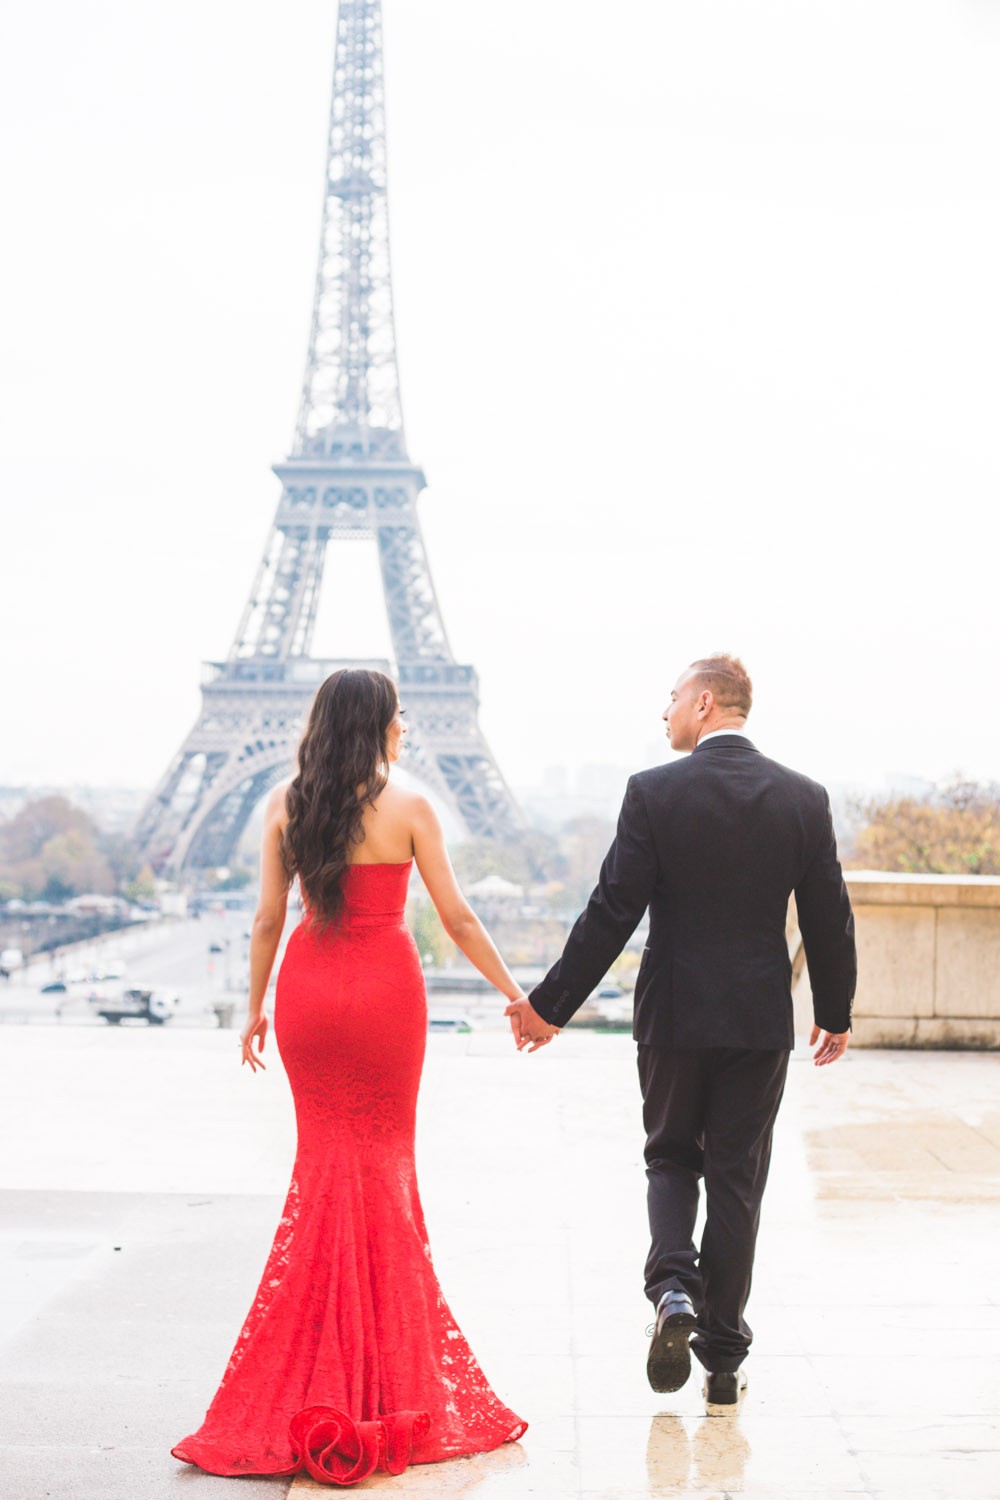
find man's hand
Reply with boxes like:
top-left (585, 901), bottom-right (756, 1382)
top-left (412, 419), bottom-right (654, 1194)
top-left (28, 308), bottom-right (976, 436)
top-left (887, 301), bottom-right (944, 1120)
top-left (809, 1025), bottom-right (849, 1066)
top-left (505, 996), bottom-right (560, 1053)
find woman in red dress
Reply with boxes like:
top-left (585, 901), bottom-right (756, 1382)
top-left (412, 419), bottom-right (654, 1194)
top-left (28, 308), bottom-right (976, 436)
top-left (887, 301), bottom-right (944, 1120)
top-left (172, 669), bottom-right (530, 1485)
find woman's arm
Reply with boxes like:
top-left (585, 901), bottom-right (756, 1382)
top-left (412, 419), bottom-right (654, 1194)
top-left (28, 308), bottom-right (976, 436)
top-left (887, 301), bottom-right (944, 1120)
top-left (410, 796), bottom-right (525, 1004)
top-left (240, 783), bottom-right (291, 1072)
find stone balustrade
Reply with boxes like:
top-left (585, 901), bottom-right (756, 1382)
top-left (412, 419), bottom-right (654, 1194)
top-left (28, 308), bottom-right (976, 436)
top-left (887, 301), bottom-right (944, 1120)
top-left (791, 871), bottom-right (1000, 1048)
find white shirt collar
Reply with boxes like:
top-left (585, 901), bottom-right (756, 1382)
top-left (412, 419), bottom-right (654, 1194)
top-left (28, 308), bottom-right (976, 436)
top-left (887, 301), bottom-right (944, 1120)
top-left (697, 728), bottom-right (753, 747)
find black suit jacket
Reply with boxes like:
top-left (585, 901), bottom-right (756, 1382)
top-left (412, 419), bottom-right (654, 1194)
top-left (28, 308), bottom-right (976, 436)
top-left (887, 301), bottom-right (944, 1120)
top-left (530, 736), bottom-right (856, 1049)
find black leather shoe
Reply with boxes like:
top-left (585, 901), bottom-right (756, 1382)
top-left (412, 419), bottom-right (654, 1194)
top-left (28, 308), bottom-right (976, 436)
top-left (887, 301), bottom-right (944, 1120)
top-left (646, 1290), bottom-right (697, 1393)
top-left (703, 1368), bottom-right (747, 1405)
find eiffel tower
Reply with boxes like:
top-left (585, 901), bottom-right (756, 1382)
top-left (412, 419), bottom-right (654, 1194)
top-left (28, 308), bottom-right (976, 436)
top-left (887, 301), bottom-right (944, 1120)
top-left (134, 0), bottom-right (522, 875)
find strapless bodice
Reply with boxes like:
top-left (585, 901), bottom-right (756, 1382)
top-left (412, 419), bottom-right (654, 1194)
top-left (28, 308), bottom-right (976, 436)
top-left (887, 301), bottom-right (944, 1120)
top-left (325, 859), bottom-right (413, 926)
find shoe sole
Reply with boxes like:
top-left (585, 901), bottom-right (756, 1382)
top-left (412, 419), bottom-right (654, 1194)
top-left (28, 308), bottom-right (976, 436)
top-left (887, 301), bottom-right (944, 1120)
top-left (646, 1310), bottom-right (697, 1393)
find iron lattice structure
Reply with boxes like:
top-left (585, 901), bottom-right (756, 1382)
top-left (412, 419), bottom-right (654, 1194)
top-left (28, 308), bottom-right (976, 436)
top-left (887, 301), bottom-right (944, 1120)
top-left (134, 0), bottom-right (522, 874)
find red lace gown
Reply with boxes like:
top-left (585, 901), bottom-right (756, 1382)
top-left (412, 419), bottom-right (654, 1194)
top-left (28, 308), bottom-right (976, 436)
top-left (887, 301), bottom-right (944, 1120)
top-left (172, 861), bottom-right (526, 1484)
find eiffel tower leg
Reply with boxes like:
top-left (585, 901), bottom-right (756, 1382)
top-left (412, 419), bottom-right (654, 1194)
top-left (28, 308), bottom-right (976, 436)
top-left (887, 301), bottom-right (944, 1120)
top-left (135, 682), bottom-right (309, 875)
top-left (133, 751), bottom-right (191, 856)
top-left (377, 518), bottom-right (522, 840)
top-left (134, 746), bottom-right (231, 874)
top-left (408, 736), bottom-right (525, 839)
top-left (376, 519), bottom-right (452, 659)
top-left (183, 763), bottom-right (289, 870)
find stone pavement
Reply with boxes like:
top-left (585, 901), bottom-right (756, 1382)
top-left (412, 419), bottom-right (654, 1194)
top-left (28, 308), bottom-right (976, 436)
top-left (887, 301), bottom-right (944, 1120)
top-left (1, 1025), bottom-right (998, 1499)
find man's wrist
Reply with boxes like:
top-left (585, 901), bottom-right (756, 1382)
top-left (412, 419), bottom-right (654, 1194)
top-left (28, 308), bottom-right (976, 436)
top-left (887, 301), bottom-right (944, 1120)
top-left (530, 991), bottom-right (559, 1026)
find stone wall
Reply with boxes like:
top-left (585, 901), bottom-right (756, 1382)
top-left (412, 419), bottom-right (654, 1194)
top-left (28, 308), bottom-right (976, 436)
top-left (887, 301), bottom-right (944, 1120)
top-left (791, 872), bottom-right (1000, 1049)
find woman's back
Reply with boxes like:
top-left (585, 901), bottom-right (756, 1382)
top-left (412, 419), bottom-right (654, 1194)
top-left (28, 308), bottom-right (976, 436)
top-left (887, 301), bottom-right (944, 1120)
top-left (274, 776), bottom-right (419, 868)
top-left (341, 780), bottom-right (419, 866)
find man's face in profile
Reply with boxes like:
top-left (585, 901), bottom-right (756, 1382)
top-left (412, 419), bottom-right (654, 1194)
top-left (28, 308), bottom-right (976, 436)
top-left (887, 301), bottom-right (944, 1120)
top-left (663, 671), bottom-right (701, 753)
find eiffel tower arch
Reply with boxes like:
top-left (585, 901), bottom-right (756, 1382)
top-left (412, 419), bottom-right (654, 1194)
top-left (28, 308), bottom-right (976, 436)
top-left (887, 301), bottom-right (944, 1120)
top-left (134, 0), bottom-right (522, 876)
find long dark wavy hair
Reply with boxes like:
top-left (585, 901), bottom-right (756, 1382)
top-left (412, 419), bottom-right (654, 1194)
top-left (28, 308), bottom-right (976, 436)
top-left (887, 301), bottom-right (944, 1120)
top-left (281, 668), bottom-right (398, 927)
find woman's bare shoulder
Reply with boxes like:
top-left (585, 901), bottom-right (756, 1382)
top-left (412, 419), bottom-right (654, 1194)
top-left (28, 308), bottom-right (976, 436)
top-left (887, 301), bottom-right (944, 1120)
top-left (378, 782), bottom-right (435, 819)
top-left (368, 783), bottom-right (439, 845)
top-left (265, 779), bottom-right (294, 824)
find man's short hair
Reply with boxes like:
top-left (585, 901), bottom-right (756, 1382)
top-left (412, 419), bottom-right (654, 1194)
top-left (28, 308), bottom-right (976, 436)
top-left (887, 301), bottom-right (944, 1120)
top-left (688, 654), bottom-right (753, 716)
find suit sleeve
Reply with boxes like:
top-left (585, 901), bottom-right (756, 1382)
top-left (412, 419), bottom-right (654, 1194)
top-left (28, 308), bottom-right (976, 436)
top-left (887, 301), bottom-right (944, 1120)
top-left (794, 791), bottom-right (857, 1034)
top-left (530, 776), bottom-right (658, 1027)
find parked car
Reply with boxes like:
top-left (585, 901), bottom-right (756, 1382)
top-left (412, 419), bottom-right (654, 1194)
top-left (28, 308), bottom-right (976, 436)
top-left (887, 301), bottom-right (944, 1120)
top-left (0, 948), bottom-right (24, 978)
top-left (92, 961), bottom-right (126, 981)
top-left (41, 981), bottom-right (68, 994)
top-left (428, 1014), bottom-right (474, 1034)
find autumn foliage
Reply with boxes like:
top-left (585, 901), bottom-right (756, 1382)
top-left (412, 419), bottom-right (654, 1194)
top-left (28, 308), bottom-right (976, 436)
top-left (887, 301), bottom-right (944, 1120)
top-left (848, 780), bottom-right (1000, 876)
top-left (0, 796), bottom-right (116, 900)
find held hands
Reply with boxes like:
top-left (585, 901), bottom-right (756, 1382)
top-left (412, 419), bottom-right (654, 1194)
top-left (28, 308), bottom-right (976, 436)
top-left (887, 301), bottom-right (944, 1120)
top-left (504, 994), bottom-right (560, 1053)
top-left (240, 1010), bottom-right (268, 1072)
top-left (809, 1024), bottom-right (849, 1066)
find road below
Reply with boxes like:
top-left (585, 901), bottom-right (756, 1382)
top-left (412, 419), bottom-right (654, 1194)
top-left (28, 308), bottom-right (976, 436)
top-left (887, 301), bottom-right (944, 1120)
top-left (0, 906), bottom-right (520, 1032)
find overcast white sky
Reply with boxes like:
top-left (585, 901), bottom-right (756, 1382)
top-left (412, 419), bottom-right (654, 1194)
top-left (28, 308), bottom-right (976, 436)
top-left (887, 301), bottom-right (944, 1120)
top-left (2, 0), bottom-right (999, 800)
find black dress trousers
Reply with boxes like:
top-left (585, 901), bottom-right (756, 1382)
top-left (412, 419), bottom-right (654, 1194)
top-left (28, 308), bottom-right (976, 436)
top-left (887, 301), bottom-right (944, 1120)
top-left (637, 1044), bottom-right (790, 1373)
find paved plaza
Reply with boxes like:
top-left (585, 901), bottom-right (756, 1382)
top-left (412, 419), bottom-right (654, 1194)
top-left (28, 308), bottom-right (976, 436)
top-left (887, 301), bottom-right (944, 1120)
top-left (1, 1024), bottom-right (998, 1499)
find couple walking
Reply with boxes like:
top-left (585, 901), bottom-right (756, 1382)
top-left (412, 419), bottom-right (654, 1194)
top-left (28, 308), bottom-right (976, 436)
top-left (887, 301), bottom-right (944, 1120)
top-left (172, 654), bottom-right (856, 1485)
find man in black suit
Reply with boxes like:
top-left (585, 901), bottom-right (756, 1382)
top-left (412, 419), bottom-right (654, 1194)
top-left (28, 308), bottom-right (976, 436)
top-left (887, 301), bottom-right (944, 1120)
top-left (506, 655), bottom-right (856, 1404)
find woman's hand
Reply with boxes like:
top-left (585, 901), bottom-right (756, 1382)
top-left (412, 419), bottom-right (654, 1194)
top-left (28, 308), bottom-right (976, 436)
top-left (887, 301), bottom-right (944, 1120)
top-left (504, 995), bottom-right (560, 1053)
top-left (240, 1011), bottom-right (269, 1073)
